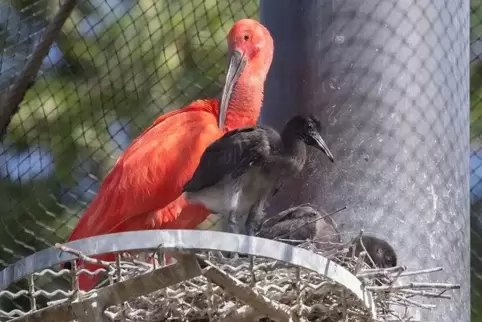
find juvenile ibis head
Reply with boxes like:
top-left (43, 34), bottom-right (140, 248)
top-left (282, 115), bottom-right (335, 163)
top-left (218, 18), bottom-right (274, 129)
top-left (353, 235), bottom-right (398, 268)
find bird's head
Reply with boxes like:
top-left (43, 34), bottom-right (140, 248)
top-left (218, 19), bottom-right (274, 128)
top-left (360, 235), bottom-right (398, 268)
top-left (285, 115), bottom-right (335, 163)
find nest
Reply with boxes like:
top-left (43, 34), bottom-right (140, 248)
top-left (104, 255), bottom-right (368, 322)
top-left (52, 233), bottom-right (457, 322)
top-left (0, 231), bottom-right (459, 322)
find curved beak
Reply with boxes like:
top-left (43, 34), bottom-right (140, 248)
top-left (312, 132), bottom-right (335, 163)
top-left (218, 49), bottom-right (248, 129)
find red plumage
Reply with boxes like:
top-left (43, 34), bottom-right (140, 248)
top-left (65, 18), bottom-right (274, 291)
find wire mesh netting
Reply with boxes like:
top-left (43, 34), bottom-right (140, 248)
top-left (256, 1), bottom-right (469, 321)
top-left (0, 0), bottom-right (258, 261)
top-left (472, 0), bottom-right (482, 320)
top-left (0, 0), bottom-right (475, 321)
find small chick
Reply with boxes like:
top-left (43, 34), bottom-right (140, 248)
top-left (352, 235), bottom-right (398, 268)
top-left (256, 204), bottom-right (398, 269)
top-left (255, 203), bottom-right (341, 244)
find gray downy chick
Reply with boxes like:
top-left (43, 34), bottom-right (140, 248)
top-left (352, 235), bottom-right (398, 269)
top-left (255, 203), bottom-right (341, 245)
top-left (256, 204), bottom-right (398, 270)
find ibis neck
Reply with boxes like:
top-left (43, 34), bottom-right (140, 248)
top-left (281, 133), bottom-right (307, 171)
top-left (222, 71), bottom-right (265, 131)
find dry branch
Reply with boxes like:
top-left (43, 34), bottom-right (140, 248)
top-left (201, 259), bottom-right (292, 321)
top-left (0, 0), bottom-right (78, 139)
top-left (55, 243), bottom-right (113, 269)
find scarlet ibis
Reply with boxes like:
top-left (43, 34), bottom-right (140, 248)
top-left (63, 18), bottom-right (274, 291)
top-left (182, 115), bottom-right (335, 237)
top-left (255, 204), bottom-right (397, 268)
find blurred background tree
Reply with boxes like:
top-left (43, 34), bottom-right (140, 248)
top-left (472, 0), bottom-right (482, 320)
top-left (0, 0), bottom-right (481, 319)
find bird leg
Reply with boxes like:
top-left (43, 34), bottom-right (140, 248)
top-left (244, 219), bottom-right (254, 237)
top-left (227, 210), bottom-right (240, 235)
top-left (249, 254), bottom-right (256, 287)
top-left (246, 202), bottom-right (264, 286)
top-left (224, 188), bottom-right (241, 235)
top-left (222, 210), bottom-right (241, 260)
top-left (245, 202), bottom-right (265, 236)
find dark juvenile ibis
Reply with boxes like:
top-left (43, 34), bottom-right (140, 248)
top-left (182, 115), bottom-right (335, 236)
top-left (255, 204), bottom-right (398, 269)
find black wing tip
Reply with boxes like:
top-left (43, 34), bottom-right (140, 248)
top-left (182, 180), bottom-right (195, 193)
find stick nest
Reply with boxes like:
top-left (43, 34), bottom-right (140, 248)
top-left (93, 235), bottom-right (459, 322)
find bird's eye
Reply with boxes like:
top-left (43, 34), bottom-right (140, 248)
top-left (244, 34), bottom-right (250, 41)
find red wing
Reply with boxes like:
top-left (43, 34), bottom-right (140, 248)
top-left (68, 100), bottom-right (222, 241)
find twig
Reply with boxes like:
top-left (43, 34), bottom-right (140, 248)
top-left (315, 229), bottom-right (364, 260)
top-left (356, 266), bottom-right (405, 278)
top-left (118, 254), bottom-right (153, 269)
top-left (360, 266), bottom-right (407, 274)
top-left (319, 246), bottom-right (349, 259)
top-left (0, 0), bottom-right (79, 139)
top-left (354, 251), bottom-right (367, 274)
top-left (70, 259), bottom-right (80, 299)
top-left (399, 289), bottom-right (451, 299)
top-left (341, 290), bottom-right (348, 321)
top-left (366, 282), bottom-right (460, 291)
top-left (55, 243), bottom-right (113, 269)
top-left (387, 267), bottom-right (405, 293)
top-left (398, 267), bottom-right (443, 277)
top-left (391, 294), bottom-right (436, 310)
top-left (275, 238), bottom-right (308, 244)
top-left (222, 305), bottom-right (264, 322)
top-left (357, 233), bottom-right (376, 268)
top-left (198, 256), bottom-right (292, 321)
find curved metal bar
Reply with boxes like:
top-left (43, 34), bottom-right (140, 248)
top-left (0, 230), bottom-right (375, 314)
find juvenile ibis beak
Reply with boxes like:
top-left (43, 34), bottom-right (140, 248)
top-left (218, 49), bottom-right (247, 129)
top-left (312, 132), bottom-right (335, 163)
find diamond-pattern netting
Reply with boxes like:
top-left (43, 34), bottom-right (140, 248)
top-left (472, 0), bottom-right (482, 320)
top-left (0, 0), bottom-right (476, 320)
top-left (255, 2), bottom-right (469, 321)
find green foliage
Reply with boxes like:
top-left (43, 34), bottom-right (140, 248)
top-left (471, 1), bottom-right (482, 318)
top-left (473, 0), bottom-right (482, 42)
top-left (472, 0), bottom-right (482, 140)
top-left (471, 62), bottom-right (482, 141)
